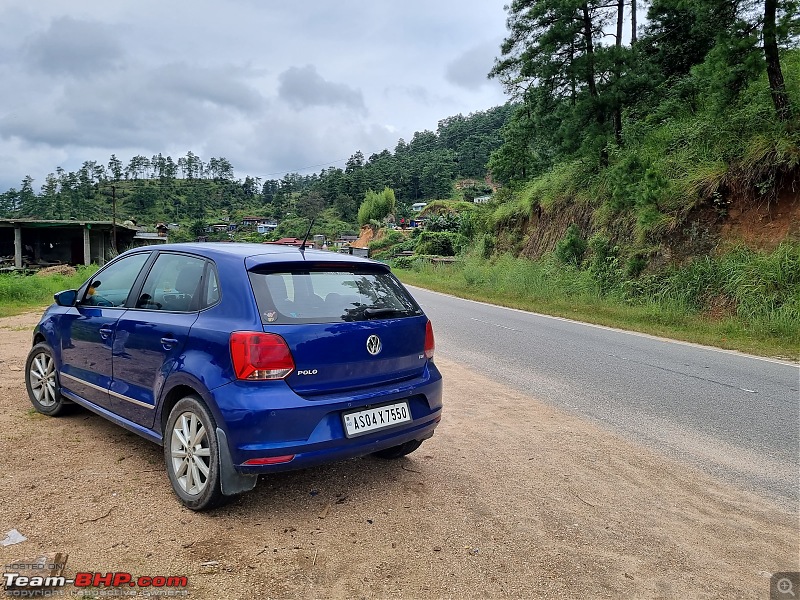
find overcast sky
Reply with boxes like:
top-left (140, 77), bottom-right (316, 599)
top-left (0, 1), bottom-right (510, 192)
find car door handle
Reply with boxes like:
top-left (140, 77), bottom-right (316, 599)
top-left (99, 327), bottom-right (113, 340)
top-left (161, 337), bottom-right (179, 349)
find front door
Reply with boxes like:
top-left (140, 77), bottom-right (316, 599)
top-left (58, 252), bottom-right (152, 410)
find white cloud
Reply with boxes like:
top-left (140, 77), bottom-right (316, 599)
top-left (0, 0), bottom-right (510, 191)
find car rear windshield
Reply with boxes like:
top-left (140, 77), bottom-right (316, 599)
top-left (249, 268), bottom-right (423, 324)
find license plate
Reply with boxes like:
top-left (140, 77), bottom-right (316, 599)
top-left (342, 401), bottom-right (411, 438)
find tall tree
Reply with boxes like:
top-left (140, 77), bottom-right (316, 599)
top-left (764, 0), bottom-right (792, 120)
top-left (18, 176), bottom-right (37, 216)
top-left (108, 154), bottom-right (123, 181)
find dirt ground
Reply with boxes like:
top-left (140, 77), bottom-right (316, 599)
top-left (0, 311), bottom-right (797, 599)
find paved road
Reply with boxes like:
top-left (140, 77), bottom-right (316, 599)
top-left (408, 285), bottom-right (800, 510)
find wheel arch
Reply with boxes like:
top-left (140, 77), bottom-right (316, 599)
top-left (159, 384), bottom-right (199, 435)
top-left (159, 381), bottom-right (256, 500)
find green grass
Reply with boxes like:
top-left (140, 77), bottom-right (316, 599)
top-left (395, 248), bottom-right (800, 360)
top-left (0, 266), bottom-right (98, 317)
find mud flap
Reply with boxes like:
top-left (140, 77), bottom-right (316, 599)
top-left (216, 427), bottom-right (258, 496)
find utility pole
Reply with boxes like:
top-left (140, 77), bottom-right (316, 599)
top-left (112, 185), bottom-right (117, 253)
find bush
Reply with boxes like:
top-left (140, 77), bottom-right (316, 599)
top-left (475, 233), bottom-right (496, 259)
top-left (415, 231), bottom-right (465, 256)
top-left (554, 224), bottom-right (587, 266)
top-left (392, 256), bottom-right (416, 270)
top-left (357, 188), bottom-right (396, 226)
top-left (368, 229), bottom-right (405, 251)
top-left (586, 234), bottom-right (623, 294)
top-left (425, 213), bottom-right (461, 232)
top-left (394, 238), bottom-right (417, 253)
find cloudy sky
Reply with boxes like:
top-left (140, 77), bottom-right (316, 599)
top-left (0, 1), bottom-right (510, 192)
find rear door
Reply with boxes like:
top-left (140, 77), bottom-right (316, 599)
top-left (248, 264), bottom-right (428, 396)
top-left (111, 252), bottom-right (215, 427)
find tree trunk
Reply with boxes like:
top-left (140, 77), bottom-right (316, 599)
top-left (764, 0), bottom-right (791, 121)
top-left (581, 4), bottom-right (598, 98)
top-left (631, 0), bottom-right (637, 44)
top-left (613, 0), bottom-right (624, 145)
top-left (569, 41), bottom-right (577, 105)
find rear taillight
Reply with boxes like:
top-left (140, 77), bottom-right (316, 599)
top-left (424, 320), bottom-right (435, 360)
top-left (230, 332), bottom-right (294, 380)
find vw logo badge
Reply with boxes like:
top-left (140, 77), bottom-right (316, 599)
top-left (366, 334), bottom-right (382, 356)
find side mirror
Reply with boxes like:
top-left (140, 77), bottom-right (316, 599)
top-left (54, 289), bottom-right (78, 307)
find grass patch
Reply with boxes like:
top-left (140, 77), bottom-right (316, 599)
top-left (0, 266), bottom-right (97, 318)
top-left (396, 248), bottom-right (800, 360)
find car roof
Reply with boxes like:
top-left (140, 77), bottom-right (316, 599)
top-left (133, 242), bottom-right (383, 268)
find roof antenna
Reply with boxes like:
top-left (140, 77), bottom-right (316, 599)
top-left (299, 218), bottom-right (315, 252)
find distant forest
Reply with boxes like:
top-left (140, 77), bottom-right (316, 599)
top-left (0, 105), bottom-right (513, 230)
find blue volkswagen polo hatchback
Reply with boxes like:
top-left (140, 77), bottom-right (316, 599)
top-left (25, 243), bottom-right (442, 510)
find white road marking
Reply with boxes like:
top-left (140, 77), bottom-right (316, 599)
top-left (469, 317), bottom-right (522, 332)
top-left (407, 285), bottom-right (799, 368)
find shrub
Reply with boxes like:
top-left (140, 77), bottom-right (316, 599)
top-left (368, 229), bottom-right (405, 251)
top-left (475, 233), bottom-right (496, 259)
top-left (357, 188), bottom-right (396, 226)
top-left (392, 256), bottom-right (416, 270)
top-left (587, 234), bottom-right (623, 294)
top-left (415, 231), bottom-right (465, 256)
top-left (425, 213), bottom-right (461, 232)
top-left (554, 224), bottom-right (587, 266)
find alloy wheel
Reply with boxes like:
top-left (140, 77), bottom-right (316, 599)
top-left (28, 351), bottom-right (57, 408)
top-left (170, 411), bottom-right (212, 495)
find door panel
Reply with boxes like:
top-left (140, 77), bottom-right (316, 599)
top-left (59, 306), bottom-right (123, 410)
top-left (110, 311), bottom-right (198, 427)
top-left (57, 251), bottom-right (152, 409)
top-left (110, 253), bottom-right (208, 428)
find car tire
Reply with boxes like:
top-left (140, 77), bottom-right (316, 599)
top-left (372, 439), bottom-right (423, 459)
top-left (164, 396), bottom-right (226, 511)
top-left (25, 342), bottom-right (68, 416)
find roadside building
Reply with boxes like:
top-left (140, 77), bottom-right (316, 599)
top-left (0, 219), bottom-right (138, 270)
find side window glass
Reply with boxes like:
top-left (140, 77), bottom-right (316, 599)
top-left (136, 254), bottom-right (206, 312)
top-left (81, 253), bottom-right (150, 307)
top-left (204, 267), bottom-right (220, 308)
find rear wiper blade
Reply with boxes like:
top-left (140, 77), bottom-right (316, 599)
top-left (364, 307), bottom-right (404, 318)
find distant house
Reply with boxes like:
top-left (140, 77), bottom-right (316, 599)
top-left (155, 223), bottom-right (169, 237)
top-left (411, 202), bottom-right (427, 212)
top-left (266, 237), bottom-right (303, 247)
top-left (349, 246), bottom-right (369, 258)
top-left (473, 195), bottom-right (492, 204)
top-left (257, 221), bottom-right (278, 234)
top-left (241, 216), bottom-right (265, 227)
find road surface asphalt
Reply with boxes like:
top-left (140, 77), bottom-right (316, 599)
top-left (409, 285), bottom-right (800, 510)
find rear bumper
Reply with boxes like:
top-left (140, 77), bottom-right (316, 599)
top-left (209, 362), bottom-right (443, 473)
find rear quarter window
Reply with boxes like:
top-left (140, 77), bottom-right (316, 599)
top-left (249, 269), bottom-right (422, 324)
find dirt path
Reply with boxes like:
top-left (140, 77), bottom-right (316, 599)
top-left (0, 312), bottom-right (797, 599)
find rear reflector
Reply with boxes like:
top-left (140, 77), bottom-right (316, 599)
top-left (230, 331), bottom-right (295, 380)
top-left (424, 320), bottom-right (435, 359)
top-left (243, 455), bottom-right (295, 465)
